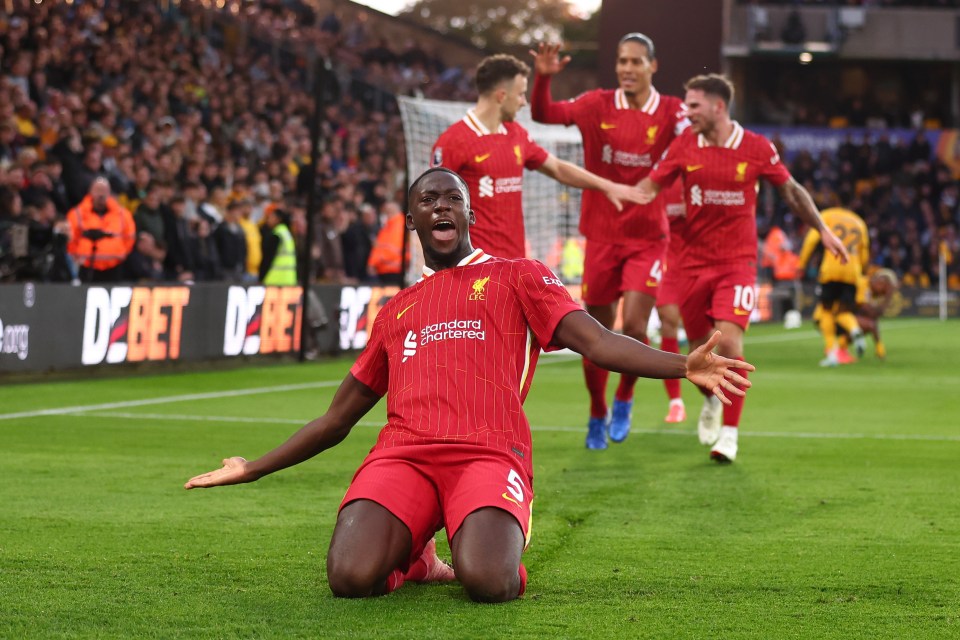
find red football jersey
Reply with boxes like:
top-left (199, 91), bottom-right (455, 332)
top-left (430, 111), bottom-right (549, 259)
top-left (531, 77), bottom-right (688, 244)
top-left (350, 249), bottom-right (582, 478)
top-left (648, 123), bottom-right (791, 269)
top-left (661, 178), bottom-right (688, 272)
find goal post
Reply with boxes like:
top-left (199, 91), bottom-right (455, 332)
top-left (398, 96), bottom-right (586, 284)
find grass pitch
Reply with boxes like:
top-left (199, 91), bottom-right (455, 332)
top-left (2, 318), bottom-right (958, 638)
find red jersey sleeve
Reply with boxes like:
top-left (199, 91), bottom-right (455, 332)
top-left (514, 260), bottom-right (583, 351)
top-left (349, 314), bottom-right (389, 396)
top-left (648, 136), bottom-right (685, 187)
top-left (430, 128), bottom-right (465, 171)
top-left (517, 124), bottom-right (549, 171)
top-left (531, 74), bottom-right (576, 125)
top-left (757, 137), bottom-right (791, 187)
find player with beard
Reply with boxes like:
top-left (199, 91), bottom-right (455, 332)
top-left (185, 167), bottom-right (754, 602)
top-left (637, 74), bottom-right (847, 463)
top-left (530, 35), bottom-right (690, 447)
top-left (431, 54), bottom-right (643, 260)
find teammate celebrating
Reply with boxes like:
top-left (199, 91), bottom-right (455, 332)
top-left (529, 35), bottom-right (690, 448)
top-left (430, 54), bottom-right (643, 261)
top-left (638, 74), bottom-right (847, 463)
top-left (185, 168), bottom-right (754, 603)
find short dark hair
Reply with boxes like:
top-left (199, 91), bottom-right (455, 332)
top-left (475, 54), bottom-right (529, 95)
top-left (407, 167), bottom-right (469, 204)
top-left (684, 74), bottom-right (735, 107)
top-left (619, 32), bottom-right (655, 61)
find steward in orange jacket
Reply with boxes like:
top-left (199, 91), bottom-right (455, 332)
top-left (367, 208), bottom-right (408, 286)
top-left (67, 177), bottom-right (136, 282)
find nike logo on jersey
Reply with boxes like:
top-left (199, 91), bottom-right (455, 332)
top-left (501, 492), bottom-right (520, 507)
top-left (734, 308), bottom-right (750, 316)
top-left (646, 280), bottom-right (659, 288)
top-left (686, 164), bottom-right (704, 172)
top-left (600, 122), bottom-right (617, 130)
top-left (396, 302), bottom-right (417, 319)
top-left (474, 153), bottom-right (491, 163)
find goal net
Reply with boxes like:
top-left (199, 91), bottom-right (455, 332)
top-left (398, 96), bottom-right (586, 284)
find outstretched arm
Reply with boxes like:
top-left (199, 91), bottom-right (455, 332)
top-left (184, 374), bottom-right (382, 489)
top-left (552, 311), bottom-right (753, 404)
top-left (635, 177), bottom-right (663, 205)
top-left (777, 177), bottom-right (848, 263)
top-left (537, 154), bottom-right (644, 212)
top-left (529, 43), bottom-right (573, 124)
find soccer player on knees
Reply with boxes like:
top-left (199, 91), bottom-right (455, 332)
top-left (636, 74), bottom-right (847, 463)
top-left (185, 168), bottom-right (753, 603)
top-left (530, 34), bottom-right (690, 449)
top-left (430, 54), bottom-right (644, 260)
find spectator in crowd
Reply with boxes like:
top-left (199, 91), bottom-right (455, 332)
top-left (125, 231), bottom-right (167, 283)
top-left (367, 201), bottom-right (406, 286)
top-left (342, 201), bottom-right (379, 283)
top-left (133, 182), bottom-right (165, 245)
top-left (214, 200), bottom-right (250, 282)
top-left (65, 177), bottom-right (136, 283)
top-left (260, 206), bottom-right (297, 285)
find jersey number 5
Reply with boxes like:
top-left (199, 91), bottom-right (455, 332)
top-left (506, 469), bottom-right (525, 504)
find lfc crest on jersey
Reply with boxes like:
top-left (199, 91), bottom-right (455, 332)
top-left (735, 162), bottom-right (748, 181)
top-left (645, 125), bottom-right (659, 145)
top-left (469, 276), bottom-right (490, 300)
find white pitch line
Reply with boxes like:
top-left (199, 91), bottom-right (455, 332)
top-left (0, 381), bottom-right (341, 421)
top-left (65, 411), bottom-right (960, 443)
top-left (0, 317), bottom-right (947, 422)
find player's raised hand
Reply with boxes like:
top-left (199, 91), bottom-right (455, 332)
top-left (685, 331), bottom-right (755, 405)
top-left (184, 456), bottom-right (251, 489)
top-left (821, 227), bottom-right (850, 264)
top-left (529, 43), bottom-right (571, 77)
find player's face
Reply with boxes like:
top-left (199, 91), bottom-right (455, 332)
top-left (870, 277), bottom-right (892, 297)
top-left (616, 41), bottom-right (656, 96)
top-left (684, 89), bottom-right (721, 135)
top-left (498, 74), bottom-right (529, 122)
top-left (406, 172), bottom-right (476, 265)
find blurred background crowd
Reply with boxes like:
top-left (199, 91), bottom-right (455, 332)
top-left (0, 0), bottom-right (958, 290)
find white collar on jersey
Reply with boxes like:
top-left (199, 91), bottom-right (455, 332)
top-left (463, 109), bottom-right (508, 136)
top-left (420, 248), bottom-right (492, 279)
top-left (615, 87), bottom-right (660, 114)
top-left (698, 121), bottom-right (744, 149)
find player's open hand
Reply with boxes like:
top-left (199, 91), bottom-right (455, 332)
top-left (529, 43), bottom-right (571, 77)
top-left (604, 181), bottom-right (647, 211)
top-left (821, 227), bottom-right (850, 264)
top-left (685, 331), bottom-right (755, 405)
top-left (184, 456), bottom-right (251, 489)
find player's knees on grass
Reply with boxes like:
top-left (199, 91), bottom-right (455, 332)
top-left (455, 558), bottom-right (521, 603)
top-left (451, 507), bottom-right (525, 603)
top-left (326, 558), bottom-right (386, 598)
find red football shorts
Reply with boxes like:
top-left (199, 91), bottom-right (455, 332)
top-left (676, 263), bottom-right (757, 341)
top-left (582, 239), bottom-right (667, 306)
top-left (340, 444), bottom-right (534, 559)
top-left (657, 263), bottom-right (684, 307)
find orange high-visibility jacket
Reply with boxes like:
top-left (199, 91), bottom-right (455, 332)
top-left (67, 195), bottom-right (137, 270)
top-left (367, 213), bottom-right (408, 276)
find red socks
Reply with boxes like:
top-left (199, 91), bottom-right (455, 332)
top-left (660, 336), bottom-right (682, 400)
top-left (517, 562), bottom-right (528, 597)
top-left (582, 358), bottom-right (610, 418)
top-left (721, 357), bottom-right (749, 427)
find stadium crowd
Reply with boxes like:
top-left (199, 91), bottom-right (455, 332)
top-left (0, 0), bottom-right (957, 290)
top-left (0, 0), bottom-right (464, 285)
